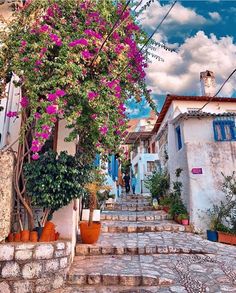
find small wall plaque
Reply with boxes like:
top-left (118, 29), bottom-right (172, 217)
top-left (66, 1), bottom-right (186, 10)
top-left (191, 168), bottom-right (203, 174)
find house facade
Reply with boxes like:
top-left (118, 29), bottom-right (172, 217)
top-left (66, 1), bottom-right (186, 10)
top-left (153, 71), bottom-right (236, 232)
top-left (125, 112), bottom-right (160, 194)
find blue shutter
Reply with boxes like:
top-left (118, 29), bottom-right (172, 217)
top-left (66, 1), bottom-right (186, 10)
top-left (94, 154), bottom-right (100, 167)
top-left (175, 126), bottom-right (182, 150)
top-left (108, 155), bottom-right (112, 176)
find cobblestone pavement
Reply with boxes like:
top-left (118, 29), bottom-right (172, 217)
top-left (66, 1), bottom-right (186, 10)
top-left (52, 194), bottom-right (236, 293)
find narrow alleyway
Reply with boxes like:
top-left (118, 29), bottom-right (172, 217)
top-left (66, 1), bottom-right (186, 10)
top-left (54, 194), bottom-right (236, 293)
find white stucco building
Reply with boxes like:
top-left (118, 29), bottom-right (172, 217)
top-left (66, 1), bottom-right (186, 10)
top-left (125, 113), bottom-right (160, 194)
top-left (153, 71), bottom-right (236, 232)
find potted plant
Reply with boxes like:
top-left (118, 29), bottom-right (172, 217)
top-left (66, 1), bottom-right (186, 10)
top-left (179, 213), bottom-right (189, 225)
top-left (206, 172), bottom-right (236, 243)
top-left (23, 150), bottom-right (90, 241)
top-left (80, 182), bottom-right (102, 244)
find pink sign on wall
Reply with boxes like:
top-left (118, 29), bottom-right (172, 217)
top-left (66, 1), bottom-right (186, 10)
top-left (191, 168), bottom-right (203, 174)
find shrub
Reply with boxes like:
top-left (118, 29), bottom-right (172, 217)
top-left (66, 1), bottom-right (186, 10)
top-left (144, 171), bottom-right (169, 199)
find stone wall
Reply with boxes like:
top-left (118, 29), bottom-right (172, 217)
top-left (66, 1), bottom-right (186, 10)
top-left (0, 240), bottom-right (71, 293)
top-left (0, 151), bottom-right (14, 242)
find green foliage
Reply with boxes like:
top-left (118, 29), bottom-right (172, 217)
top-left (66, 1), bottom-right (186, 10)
top-left (24, 150), bottom-right (92, 212)
top-left (207, 172), bottom-right (236, 233)
top-left (168, 168), bottom-right (187, 218)
top-left (144, 171), bottom-right (170, 199)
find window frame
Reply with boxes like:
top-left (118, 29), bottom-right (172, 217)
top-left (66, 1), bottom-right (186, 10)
top-left (213, 119), bottom-right (236, 142)
top-left (175, 125), bottom-right (182, 150)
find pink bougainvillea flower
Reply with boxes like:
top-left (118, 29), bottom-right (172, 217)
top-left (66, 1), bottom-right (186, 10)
top-left (84, 29), bottom-right (102, 39)
top-left (39, 24), bottom-right (50, 33)
top-left (81, 50), bottom-right (93, 59)
top-left (41, 132), bottom-right (50, 139)
top-left (34, 112), bottom-right (41, 119)
top-left (115, 130), bottom-right (121, 135)
top-left (50, 33), bottom-right (62, 46)
top-left (6, 111), bottom-right (18, 118)
top-left (118, 103), bottom-right (126, 112)
top-left (118, 119), bottom-right (125, 126)
top-left (55, 89), bottom-right (66, 97)
top-left (32, 153), bottom-right (40, 160)
top-left (46, 105), bottom-right (57, 115)
top-left (21, 40), bottom-right (27, 47)
top-left (50, 117), bottom-right (57, 123)
top-left (35, 60), bottom-right (42, 67)
top-left (90, 114), bottom-right (97, 120)
top-left (68, 38), bottom-right (88, 47)
top-left (20, 96), bottom-right (29, 108)
top-left (42, 125), bottom-right (51, 132)
top-left (48, 93), bottom-right (57, 101)
top-left (87, 91), bottom-right (98, 101)
top-left (96, 143), bottom-right (101, 147)
top-left (99, 125), bottom-right (108, 135)
top-left (21, 57), bottom-right (29, 62)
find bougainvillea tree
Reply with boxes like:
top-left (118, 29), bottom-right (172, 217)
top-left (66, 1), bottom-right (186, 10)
top-left (0, 0), bottom-right (156, 229)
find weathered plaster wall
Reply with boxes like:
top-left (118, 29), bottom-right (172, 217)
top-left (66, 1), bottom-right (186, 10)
top-left (186, 141), bottom-right (236, 232)
top-left (0, 152), bottom-right (14, 243)
top-left (0, 240), bottom-right (71, 293)
top-left (167, 122), bottom-right (190, 210)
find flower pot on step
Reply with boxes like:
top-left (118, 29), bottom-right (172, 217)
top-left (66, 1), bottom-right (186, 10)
top-left (40, 221), bottom-right (55, 242)
top-left (82, 209), bottom-right (101, 221)
top-left (163, 206), bottom-right (169, 213)
top-left (218, 231), bottom-right (236, 245)
top-left (207, 230), bottom-right (218, 242)
top-left (7, 233), bottom-right (14, 242)
top-left (14, 232), bottom-right (21, 242)
top-left (79, 221), bottom-right (101, 244)
top-left (30, 231), bottom-right (38, 242)
top-left (182, 219), bottom-right (189, 226)
top-left (21, 230), bottom-right (30, 242)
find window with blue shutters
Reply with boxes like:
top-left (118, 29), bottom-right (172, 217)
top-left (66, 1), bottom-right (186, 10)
top-left (213, 117), bottom-right (236, 141)
top-left (175, 126), bottom-right (182, 150)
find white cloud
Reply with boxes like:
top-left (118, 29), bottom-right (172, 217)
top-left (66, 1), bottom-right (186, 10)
top-left (140, 2), bottom-right (207, 30)
top-left (209, 0), bottom-right (220, 3)
top-left (209, 12), bottom-right (221, 22)
top-left (146, 31), bottom-right (236, 97)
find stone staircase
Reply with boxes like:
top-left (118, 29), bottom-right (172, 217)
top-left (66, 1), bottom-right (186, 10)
top-left (52, 194), bottom-right (236, 292)
top-left (64, 194), bottom-right (196, 292)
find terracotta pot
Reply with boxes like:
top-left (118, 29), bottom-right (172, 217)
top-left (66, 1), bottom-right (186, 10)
top-left (55, 232), bottom-right (60, 241)
top-left (218, 231), bottom-right (236, 245)
top-left (21, 230), bottom-right (30, 242)
top-left (163, 206), bottom-right (169, 213)
top-left (30, 231), bottom-right (38, 242)
top-left (40, 222), bottom-right (55, 242)
top-left (79, 221), bottom-right (101, 244)
top-left (50, 229), bottom-right (56, 241)
top-left (14, 232), bottom-right (21, 242)
top-left (8, 233), bottom-right (14, 242)
top-left (182, 219), bottom-right (189, 226)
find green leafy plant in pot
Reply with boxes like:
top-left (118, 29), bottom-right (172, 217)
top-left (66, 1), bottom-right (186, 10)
top-left (80, 182), bottom-right (102, 244)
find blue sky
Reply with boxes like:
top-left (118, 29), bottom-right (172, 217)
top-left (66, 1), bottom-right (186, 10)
top-left (127, 0), bottom-right (236, 118)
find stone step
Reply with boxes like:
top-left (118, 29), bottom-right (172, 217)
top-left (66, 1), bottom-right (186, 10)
top-left (67, 254), bottom-right (179, 287)
top-left (101, 220), bottom-right (192, 233)
top-left (120, 195), bottom-right (151, 200)
top-left (101, 210), bottom-right (169, 222)
top-left (76, 232), bottom-right (217, 256)
top-left (50, 285), bottom-right (187, 292)
top-left (67, 253), bottom-right (230, 291)
top-left (106, 205), bottom-right (154, 211)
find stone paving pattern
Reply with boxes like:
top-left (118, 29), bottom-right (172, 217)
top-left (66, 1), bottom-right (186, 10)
top-left (52, 194), bottom-right (236, 293)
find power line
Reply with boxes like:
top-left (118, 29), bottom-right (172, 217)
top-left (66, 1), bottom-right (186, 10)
top-left (198, 68), bottom-right (236, 112)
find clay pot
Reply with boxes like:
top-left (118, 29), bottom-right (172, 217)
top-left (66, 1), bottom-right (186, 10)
top-left (218, 231), bottom-right (236, 245)
top-left (30, 231), bottom-right (38, 242)
top-left (79, 221), bottom-right (101, 244)
top-left (181, 219), bottom-right (189, 226)
top-left (14, 232), bottom-right (21, 242)
top-left (21, 230), bottom-right (30, 242)
top-left (40, 222), bottom-right (55, 242)
top-left (8, 233), bottom-right (14, 242)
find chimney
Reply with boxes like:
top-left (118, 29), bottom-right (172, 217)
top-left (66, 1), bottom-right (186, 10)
top-left (200, 70), bottom-right (216, 96)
